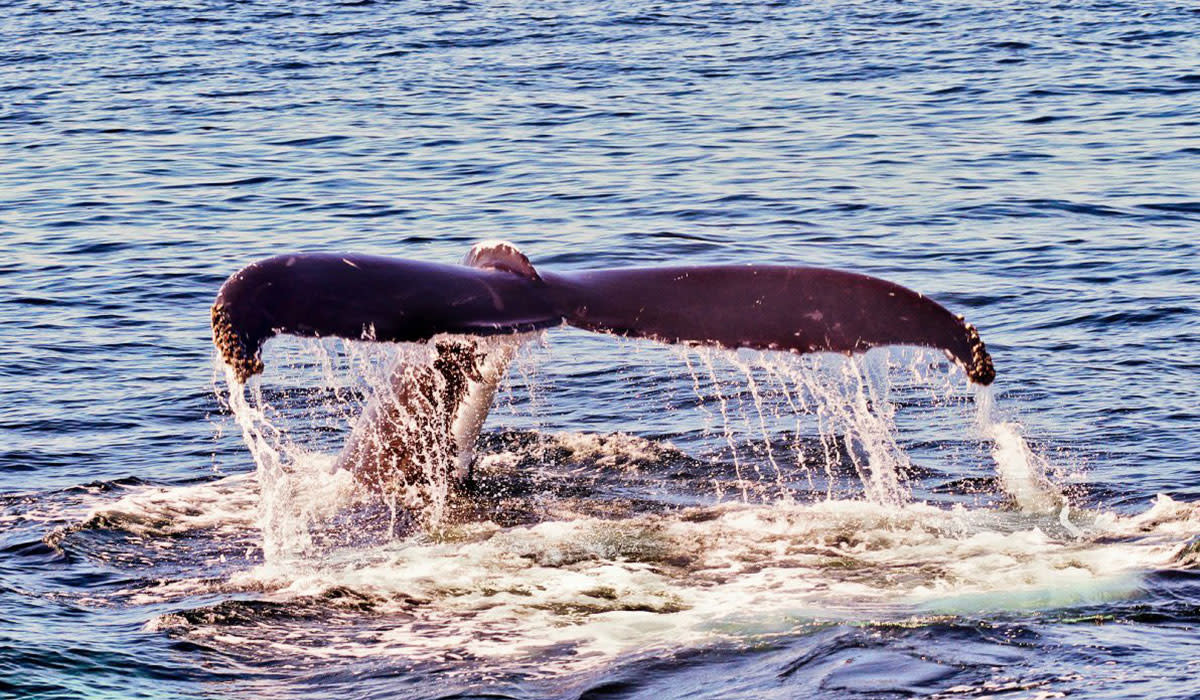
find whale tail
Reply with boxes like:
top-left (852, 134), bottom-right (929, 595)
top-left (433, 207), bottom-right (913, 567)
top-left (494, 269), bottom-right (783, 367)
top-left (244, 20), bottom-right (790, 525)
top-left (212, 241), bottom-right (993, 385)
top-left (213, 241), bottom-right (994, 493)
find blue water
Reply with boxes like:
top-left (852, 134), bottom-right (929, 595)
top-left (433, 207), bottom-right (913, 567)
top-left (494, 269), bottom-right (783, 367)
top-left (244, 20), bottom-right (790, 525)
top-left (3, 0), bottom-right (1199, 697)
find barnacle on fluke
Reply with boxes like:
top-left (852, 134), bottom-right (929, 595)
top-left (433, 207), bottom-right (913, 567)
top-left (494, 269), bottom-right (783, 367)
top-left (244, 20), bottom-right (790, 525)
top-left (963, 323), bottom-right (995, 386)
top-left (211, 302), bottom-right (263, 383)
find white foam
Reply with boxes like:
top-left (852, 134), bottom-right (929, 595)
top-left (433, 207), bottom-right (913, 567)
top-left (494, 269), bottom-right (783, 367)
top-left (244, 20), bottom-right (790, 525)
top-left (182, 339), bottom-right (1200, 670)
top-left (79, 473), bottom-right (259, 537)
top-left (135, 495), bottom-right (1197, 669)
top-left (542, 431), bottom-right (682, 471)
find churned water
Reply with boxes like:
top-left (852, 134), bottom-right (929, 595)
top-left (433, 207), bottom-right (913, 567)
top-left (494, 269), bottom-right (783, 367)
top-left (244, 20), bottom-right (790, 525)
top-left (2, 1), bottom-right (1199, 698)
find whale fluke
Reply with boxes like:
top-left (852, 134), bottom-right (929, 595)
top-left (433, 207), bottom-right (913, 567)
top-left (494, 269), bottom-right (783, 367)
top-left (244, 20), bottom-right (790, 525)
top-left (210, 252), bottom-right (562, 383)
top-left (212, 244), bottom-right (994, 385)
top-left (213, 243), bottom-right (995, 497)
top-left (558, 265), bottom-right (994, 385)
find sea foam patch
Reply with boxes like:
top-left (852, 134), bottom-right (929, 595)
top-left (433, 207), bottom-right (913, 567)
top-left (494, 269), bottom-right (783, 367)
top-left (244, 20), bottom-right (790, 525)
top-left (134, 494), bottom-right (1200, 670)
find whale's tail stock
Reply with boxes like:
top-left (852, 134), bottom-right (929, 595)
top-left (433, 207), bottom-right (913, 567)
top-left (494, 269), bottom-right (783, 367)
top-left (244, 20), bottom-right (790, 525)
top-left (212, 241), bottom-right (994, 491)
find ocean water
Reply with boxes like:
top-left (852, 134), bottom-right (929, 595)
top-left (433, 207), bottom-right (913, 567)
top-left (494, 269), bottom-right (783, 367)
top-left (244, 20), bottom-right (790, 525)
top-left (3, 0), bottom-right (1199, 698)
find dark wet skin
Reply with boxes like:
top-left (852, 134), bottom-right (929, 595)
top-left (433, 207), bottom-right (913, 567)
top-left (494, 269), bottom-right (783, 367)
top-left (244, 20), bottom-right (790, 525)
top-left (212, 253), bottom-right (994, 387)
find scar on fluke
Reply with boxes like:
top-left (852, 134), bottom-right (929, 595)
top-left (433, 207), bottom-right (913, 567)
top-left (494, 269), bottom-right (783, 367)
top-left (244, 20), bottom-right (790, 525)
top-left (212, 241), bottom-right (994, 495)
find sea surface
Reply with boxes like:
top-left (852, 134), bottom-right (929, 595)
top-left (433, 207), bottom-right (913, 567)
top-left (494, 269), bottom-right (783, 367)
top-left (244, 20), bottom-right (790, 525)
top-left (3, 1), bottom-right (1199, 698)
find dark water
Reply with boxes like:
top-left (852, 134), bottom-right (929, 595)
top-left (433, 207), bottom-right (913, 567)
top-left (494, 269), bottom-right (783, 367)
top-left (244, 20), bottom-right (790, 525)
top-left (3, 0), bottom-right (1199, 698)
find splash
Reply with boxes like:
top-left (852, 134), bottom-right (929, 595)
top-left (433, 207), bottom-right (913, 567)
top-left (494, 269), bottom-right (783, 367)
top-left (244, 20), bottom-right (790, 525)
top-left (219, 339), bottom-right (408, 562)
top-left (215, 334), bottom-right (1068, 563)
top-left (223, 371), bottom-right (363, 562)
top-left (677, 346), bottom-right (942, 506)
top-left (217, 334), bottom-right (539, 562)
top-left (973, 389), bottom-right (1073, 520)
